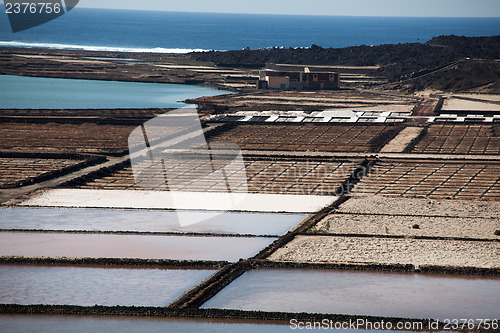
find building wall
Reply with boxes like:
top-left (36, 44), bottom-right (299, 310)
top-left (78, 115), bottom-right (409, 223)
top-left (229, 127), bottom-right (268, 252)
top-left (302, 72), bottom-right (340, 90)
top-left (267, 76), bottom-right (290, 89)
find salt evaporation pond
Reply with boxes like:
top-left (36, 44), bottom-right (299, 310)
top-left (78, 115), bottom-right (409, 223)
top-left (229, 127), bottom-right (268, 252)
top-left (0, 265), bottom-right (215, 306)
top-left (0, 75), bottom-right (229, 109)
top-left (0, 232), bottom-right (276, 262)
top-left (202, 268), bottom-right (500, 321)
top-left (0, 207), bottom-right (305, 236)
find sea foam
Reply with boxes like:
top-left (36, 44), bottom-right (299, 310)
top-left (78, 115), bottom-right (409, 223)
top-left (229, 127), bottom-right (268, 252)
top-left (0, 41), bottom-right (208, 53)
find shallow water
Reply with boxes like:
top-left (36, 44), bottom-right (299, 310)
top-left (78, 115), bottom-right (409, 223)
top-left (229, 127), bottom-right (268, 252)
top-left (0, 232), bottom-right (276, 262)
top-left (0, 75), bottom-right (228, 109)
top-left (202, 268), bottom-right (500, 321)
top-left (0, 315), bottom-right (443, 333)
top-left (0, 207), bottom-right (305, 236)
top-left (0, 265), bottom-right (215, 306)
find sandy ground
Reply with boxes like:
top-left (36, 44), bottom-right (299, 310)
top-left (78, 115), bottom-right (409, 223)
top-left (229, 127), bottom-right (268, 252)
top-left (313, 214), bottom-right (499, 239)
top-left (268, 235), bottom-right (500, 268)
top-left (380, 127), bottom-right (423, 153)
top-left (345, 104), bottom-right (415, 112)
top-left (336, 196), bottom-right (500, 219)
top-left (414, 89), bottom-right (443, 98)
top-left (16, 54), bottom-right (110, 65)
top-left (453, 93), bottom-right (500, 102)
top-left (442, 98), bottom-right (500, 111)
top-left (233, 95), bottom-right (402, 104)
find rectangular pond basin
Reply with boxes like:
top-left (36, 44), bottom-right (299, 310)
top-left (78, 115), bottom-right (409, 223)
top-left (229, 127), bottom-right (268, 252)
top-left (0, 75), bottom-right (229, 109)
top-left (0, 265), bottom-right (215, 307)
top-left (0, 232), bottom-right (276, 262)
top-left (0, 315), bottom-right (436, 333)
top-left (201, 268), bottom-right (500, 321)
top-left (0, 207), bottom-right (306, 236)
top-left (20, 189), bottom-right (336, 214)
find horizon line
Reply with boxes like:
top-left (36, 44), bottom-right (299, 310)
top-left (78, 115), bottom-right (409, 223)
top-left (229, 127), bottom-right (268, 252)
top-left (66, 6), bottom-right (500, 19)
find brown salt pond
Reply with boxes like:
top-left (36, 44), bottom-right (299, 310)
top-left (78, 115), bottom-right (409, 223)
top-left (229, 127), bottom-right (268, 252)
top-left (0, 232), bottom-right (276, 262)
top-left (202, 269), bottom-right (500, 321)
top-left (0, 207), bottom-right (305, 236)
top-left (0, 265), bottom-right (215, 306)
top-left (0, 315), bottom-right (446, 333)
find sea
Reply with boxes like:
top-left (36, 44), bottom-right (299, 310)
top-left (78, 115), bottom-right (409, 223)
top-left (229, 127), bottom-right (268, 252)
top-left (0, 8), bottom-right (499, 53)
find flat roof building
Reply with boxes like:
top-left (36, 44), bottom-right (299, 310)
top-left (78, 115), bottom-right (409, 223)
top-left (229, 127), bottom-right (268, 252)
top-left (258, 68), bottom-right (340, 90)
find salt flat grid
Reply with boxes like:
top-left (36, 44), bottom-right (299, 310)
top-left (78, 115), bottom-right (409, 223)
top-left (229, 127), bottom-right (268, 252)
top-left (79, 159), bottom-right (358, 196)
top-left (352, 161), bottom-right (500, 200)
top-left (206, 124), bottom-right (401, 153)
top-left (1, 118), bottom-right (499, 325)
top-left (0, 122), bottom-right (186, 155)
top-left (412, 124), bottom-right (500, 155)
top-left (0, 157), bottom-right (83, 188)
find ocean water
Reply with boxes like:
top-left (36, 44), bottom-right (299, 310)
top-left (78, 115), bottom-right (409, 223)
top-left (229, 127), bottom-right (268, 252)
top-left (0, 8), bottom-right (499, 52)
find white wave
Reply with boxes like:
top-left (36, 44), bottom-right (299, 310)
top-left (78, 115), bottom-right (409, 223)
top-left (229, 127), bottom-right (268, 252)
top-left (0, 41), bottom-right (208, 53)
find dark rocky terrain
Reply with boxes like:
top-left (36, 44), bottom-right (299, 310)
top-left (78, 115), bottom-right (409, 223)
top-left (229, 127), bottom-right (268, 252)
top-left (190, 35), bottom-right (500, 92)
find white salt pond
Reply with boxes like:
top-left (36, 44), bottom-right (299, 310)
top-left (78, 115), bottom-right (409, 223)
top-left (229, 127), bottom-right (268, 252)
top-left (0, 265), bottom-right (215, 306)
top-left (19, 189), bottom-right (337, 214)
top-left (0, 207), bottom-right (306, 236)
top-left (202, 269), bottom-right (500, 321)
top-left (0, 232), bottom-right (276, 262)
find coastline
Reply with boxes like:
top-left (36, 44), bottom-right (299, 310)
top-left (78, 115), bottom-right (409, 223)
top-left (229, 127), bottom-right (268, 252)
top-left (0, 41), bottom-right (209, 54)
top-left (0, 37), bottom-right (499, 328)
top-left (0, 47), bottom-right (231, 89)
top-left (2, 35), bottom-right (498, 96)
